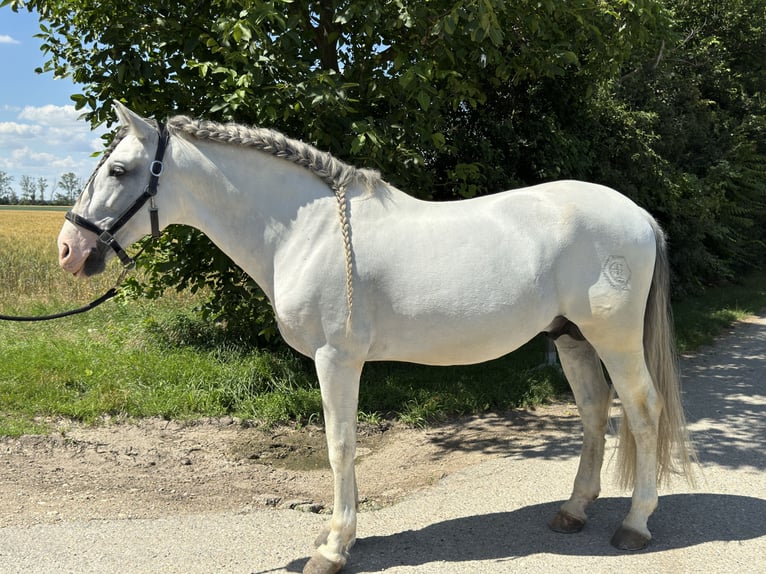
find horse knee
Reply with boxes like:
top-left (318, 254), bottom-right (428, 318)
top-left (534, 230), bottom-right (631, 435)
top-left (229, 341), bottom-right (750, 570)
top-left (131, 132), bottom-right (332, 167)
top-left (324, 449), bottom-right (350, 479)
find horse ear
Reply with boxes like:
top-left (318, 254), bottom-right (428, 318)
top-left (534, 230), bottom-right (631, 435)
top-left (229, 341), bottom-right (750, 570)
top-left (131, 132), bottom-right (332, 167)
top-left (112, 100), bottom-right (156, 141)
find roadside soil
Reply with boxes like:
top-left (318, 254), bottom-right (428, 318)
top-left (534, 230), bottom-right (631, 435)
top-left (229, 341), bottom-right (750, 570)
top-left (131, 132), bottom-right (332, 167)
top-left (0, 402), bottom-right (581, 527)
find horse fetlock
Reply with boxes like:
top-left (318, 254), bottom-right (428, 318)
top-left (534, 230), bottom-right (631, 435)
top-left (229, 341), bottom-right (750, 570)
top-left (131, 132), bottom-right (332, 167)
top-left (314, 526), bottom-right (356, 552)
top-left (313, 525), bottom-right (331, 548)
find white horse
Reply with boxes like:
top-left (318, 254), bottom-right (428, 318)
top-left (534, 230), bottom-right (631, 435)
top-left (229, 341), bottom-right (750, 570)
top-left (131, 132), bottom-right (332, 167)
top-left (58, 102), bottom-right (694, 573)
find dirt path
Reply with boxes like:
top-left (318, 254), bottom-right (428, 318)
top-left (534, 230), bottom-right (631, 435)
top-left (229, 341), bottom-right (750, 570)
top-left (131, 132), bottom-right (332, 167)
top-left (0, 402), bottom-right (581, 527)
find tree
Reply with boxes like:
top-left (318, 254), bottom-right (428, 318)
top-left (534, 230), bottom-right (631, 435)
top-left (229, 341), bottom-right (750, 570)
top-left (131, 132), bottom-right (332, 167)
top-left (0, 170), bottom-right (15, 204)
top-left (612, 0), bottom-right (766, 289)
top-left (8, 0), bottom-right (670, 194)
top-left (6, 0), bottom-right (672, 344)
top-left (54, 171), bottom-right (81, 204)
top-left (18, 175), bottom-right (36, 204)
top-left (36, 177), bottom-right (48, 203)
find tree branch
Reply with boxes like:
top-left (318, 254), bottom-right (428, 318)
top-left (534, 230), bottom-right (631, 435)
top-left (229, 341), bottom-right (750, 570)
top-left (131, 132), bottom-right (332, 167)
top-left (619, 24), bottom-right (703, 82)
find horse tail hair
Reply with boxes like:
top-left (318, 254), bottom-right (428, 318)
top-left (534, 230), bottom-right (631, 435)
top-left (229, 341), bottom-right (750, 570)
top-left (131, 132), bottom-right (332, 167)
top-left (617, 216), bottom-right (696, 489)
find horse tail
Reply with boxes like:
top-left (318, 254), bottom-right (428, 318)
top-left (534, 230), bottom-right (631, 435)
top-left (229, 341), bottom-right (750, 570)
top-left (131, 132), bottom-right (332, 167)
top-left (617, 216), bottom-right (696, 489)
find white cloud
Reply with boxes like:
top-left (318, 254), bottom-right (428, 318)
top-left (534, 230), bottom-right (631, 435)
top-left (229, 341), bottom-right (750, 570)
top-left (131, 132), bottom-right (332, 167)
top-left (0, 35), bottom-right (21, 45)
top-left (12, 146), bottom-right (61, 165)
top-left (0, 121), bottom-right (43, 138)
top-left (0, 104), bottom-right (106, 191)
top-left (16, 145), bottom-right (81, 168)
top-left (16, 105), bottom-right (100, 153)
top-left (19, 104), bottom-right (82, 126)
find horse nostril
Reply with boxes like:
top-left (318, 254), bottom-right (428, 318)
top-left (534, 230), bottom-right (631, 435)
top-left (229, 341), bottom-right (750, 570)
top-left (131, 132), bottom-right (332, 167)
top-left (60, 242), bottom-right (71, 261)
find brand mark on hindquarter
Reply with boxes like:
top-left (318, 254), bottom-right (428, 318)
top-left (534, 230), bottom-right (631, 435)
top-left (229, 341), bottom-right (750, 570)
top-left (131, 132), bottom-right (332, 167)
top-left (603, 256), bottom-right (631, 290)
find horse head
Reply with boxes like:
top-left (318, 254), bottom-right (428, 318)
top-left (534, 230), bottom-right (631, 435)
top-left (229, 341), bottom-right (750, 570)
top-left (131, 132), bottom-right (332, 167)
top-left (58, 102), bottom-right (167, 277)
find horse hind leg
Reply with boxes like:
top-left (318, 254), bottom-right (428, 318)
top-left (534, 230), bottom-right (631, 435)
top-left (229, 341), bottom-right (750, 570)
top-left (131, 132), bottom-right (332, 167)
top-left (548, 328), bottom-right (612, 535)
top-left (595, 342), bottom-right (663, 551)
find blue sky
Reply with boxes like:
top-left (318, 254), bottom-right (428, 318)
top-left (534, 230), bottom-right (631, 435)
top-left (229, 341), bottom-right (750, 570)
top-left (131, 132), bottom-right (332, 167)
top-left (0, 7), bottom-right (106, 197)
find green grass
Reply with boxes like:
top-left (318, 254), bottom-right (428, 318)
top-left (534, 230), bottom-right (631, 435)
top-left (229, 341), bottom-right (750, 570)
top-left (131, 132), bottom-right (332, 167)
top-left (360, 347), bottom-right (563, 427)
top-left (3, 270), bottom-right (764, 438)
top-left (0, 205), bottom-right (70, 211)
top-left (0, 208), bottom-right (568, 435)
top-left (0, 296), bottom-right (565, 435)
top-left (0, 301), bottom-right (309, 434)
top-left (673, 272), bottom-right (766, 352)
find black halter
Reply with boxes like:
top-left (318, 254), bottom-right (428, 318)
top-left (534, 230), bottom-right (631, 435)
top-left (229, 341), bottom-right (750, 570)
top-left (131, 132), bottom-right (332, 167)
top-left (65, 123), bottom-right (169, 268)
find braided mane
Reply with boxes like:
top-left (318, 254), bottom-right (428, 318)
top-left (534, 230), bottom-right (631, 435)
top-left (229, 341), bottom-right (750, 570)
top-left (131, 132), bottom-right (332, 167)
top-left (166, 115), bottom-right (380, 191)
top-left (166, 115), bottom-right (377, 333)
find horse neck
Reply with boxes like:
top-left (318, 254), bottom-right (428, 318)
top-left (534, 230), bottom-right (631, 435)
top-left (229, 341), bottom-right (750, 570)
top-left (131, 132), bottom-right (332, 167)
top-left (167, 137), bottom-right (333, 298)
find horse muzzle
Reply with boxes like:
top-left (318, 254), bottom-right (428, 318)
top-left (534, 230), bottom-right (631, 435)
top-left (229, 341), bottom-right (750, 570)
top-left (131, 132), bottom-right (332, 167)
top-left (58, 222), bottom-right (106, 278)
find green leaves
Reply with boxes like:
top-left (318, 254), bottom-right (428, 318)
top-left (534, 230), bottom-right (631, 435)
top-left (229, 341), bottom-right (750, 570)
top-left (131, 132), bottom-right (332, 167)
top-left (9, 0), bottom-right (765, 336)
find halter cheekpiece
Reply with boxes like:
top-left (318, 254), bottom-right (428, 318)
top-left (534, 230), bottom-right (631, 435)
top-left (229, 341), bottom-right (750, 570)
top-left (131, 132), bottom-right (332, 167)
top-left (65, 123), bottom-right (169, 268)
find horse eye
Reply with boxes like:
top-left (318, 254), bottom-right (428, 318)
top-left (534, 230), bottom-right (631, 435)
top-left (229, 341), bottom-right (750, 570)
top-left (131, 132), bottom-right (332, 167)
top-left (109, 165), bottom-right (126, 177)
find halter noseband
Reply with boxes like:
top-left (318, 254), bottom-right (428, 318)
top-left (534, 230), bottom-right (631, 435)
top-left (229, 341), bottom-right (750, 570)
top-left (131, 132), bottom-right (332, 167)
top-left (65, 124), bottom-right (169, 268)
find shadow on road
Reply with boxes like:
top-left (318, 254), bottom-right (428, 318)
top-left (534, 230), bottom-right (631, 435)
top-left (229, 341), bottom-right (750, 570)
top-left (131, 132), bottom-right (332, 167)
top-left (422, 406), bottom-right (583, 461)
top-left (414, 316), bottom-right (766, 470)
top-left (283, 493), bottom-right (766, 572)
top-left (681, 316), bottom-right (766, 471)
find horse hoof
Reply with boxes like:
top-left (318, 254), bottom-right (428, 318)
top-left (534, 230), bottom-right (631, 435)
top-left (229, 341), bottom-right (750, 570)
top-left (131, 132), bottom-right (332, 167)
top-left (549, 511), bottom-right (586, 533)
top-left (610, 525), bottom-right (651, 550)
top-left (303, 552), bottom-right (343, 574)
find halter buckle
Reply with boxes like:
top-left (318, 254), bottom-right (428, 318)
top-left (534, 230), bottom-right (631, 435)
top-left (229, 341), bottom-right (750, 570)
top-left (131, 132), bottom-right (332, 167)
top-left (149, 160), bottom-right (164, 177)
top-left (99, 230), bottom-right (117, 246)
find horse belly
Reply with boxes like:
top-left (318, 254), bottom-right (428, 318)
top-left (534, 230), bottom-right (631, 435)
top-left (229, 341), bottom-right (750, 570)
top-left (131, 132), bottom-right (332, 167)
top-left (363, 277), bottom-right (557, 365)
top-left (366, 316), bottom-right (544, 365)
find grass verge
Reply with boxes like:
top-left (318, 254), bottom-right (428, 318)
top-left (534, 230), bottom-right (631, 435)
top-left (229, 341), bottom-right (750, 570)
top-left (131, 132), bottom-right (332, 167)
top-left (3, 268), bottom-right (765, 437)
top-left (0, 297), bottom-right (565, 436)
top-left (673, 272), bottom-right (766, 352)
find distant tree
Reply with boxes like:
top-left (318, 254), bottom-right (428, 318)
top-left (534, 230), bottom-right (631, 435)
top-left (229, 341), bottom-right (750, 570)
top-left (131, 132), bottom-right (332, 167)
top-left (19, 175), bottom-right (36, 204)
top-left (0, 170), bottom-right (15, 204)
top-left (36, 177), bottom-right (49, 204)
top-left (54, 172), bottom-right (81, 204)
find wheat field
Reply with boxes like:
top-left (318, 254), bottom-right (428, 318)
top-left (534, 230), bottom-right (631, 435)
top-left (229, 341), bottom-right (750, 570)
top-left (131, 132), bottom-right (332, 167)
top-left (0, 209), bottom-right (122, 311)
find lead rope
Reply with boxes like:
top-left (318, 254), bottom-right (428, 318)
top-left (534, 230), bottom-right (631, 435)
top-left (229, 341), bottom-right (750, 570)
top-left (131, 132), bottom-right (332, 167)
top-left (0, 264), bottom-right (132, 322)
top-left (0, 240), bottom-right (152, 323)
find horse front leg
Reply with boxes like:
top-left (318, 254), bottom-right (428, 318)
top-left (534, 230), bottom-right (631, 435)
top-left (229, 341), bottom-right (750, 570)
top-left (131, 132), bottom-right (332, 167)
top-left (304, 347), bottom-right (362, 574)
top-left (549, 334), bottom-right (612, 534)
